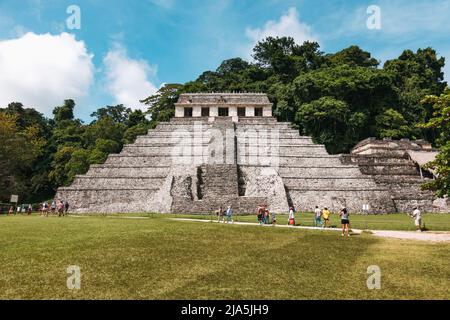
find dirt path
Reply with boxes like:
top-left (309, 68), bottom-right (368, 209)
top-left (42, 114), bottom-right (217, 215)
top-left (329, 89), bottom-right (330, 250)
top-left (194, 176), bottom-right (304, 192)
top-left (169, 218), bottom-right (450, 243)
top-left (368, 230), bottom-right (450, 242)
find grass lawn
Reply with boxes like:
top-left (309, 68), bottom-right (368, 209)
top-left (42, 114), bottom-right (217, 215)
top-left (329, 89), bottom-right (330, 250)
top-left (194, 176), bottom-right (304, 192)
top-left (0, 215), bottom-right (449, 300)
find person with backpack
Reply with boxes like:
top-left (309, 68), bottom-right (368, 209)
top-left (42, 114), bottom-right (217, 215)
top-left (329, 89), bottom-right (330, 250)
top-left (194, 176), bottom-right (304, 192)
top-left (225, 206), bottom-right (233, 224)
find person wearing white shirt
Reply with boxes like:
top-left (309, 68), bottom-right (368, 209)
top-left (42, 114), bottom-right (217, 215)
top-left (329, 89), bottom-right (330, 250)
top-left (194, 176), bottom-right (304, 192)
top-left (314, 206), bottom-right (322, 227)
top-left (411, 207), bottom-right (422, 232)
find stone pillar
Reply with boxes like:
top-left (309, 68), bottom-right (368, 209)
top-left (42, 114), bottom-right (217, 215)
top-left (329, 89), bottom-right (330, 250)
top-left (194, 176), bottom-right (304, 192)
top-left (246, 106), bottom-right (255, 117)
top-left (193, 106), bottom-right (201, 117)
top-left (229, 106), bottom-right (237, 117)
top-left (263, 106), bottom-right (272, 117)
top-left (175, 106), bottom-right (184, 117)
top-left (210, 106), bottom-right (219, 117)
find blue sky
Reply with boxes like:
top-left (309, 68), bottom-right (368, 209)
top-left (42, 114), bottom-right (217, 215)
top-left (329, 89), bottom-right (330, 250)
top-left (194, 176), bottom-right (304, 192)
top-left (1, 0), bottom-right (449, 120)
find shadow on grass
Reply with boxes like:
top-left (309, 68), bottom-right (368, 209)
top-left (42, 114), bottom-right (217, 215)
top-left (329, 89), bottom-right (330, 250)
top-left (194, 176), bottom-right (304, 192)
top-left (156, 223), bottom-right (379, 300)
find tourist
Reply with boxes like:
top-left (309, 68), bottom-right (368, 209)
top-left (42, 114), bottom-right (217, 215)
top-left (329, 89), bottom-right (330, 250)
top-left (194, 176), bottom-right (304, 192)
top-left (314, 206), bottom-right (322, 227)
top-left (217, 206), bottom-right (224, 222)
top-left (64, 201), bottom-right (70, 215)
top-left (339, 207), bottom-right (350, 237)
top-left (50, 200), bottom-right (56, 214)
top-left (322, 207), bottom-right (331, 228)
top-left (57, 200), bottom-right (64, 217)
top-left (27, 204), bottom-right (32, 216)
top-left (411, 207), bottom-right (422, 232)
top-left (271, 211), bottom-right (277, 225)
top-left (8, 206), bottom-right (14, 216)
top-left (264, 209), bottom-right (270, 224)
top-left (42, 201), bottom-right (49, 217)
top-left (288, 207), bottom-right (295, 226)
top-left (226, 206), bottom-right (233, 224)
top-left (257, 205), bottom-right (265, 225)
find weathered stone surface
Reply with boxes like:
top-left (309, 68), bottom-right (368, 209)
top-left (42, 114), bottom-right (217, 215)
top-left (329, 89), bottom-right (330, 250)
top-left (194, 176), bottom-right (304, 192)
top-left (343, 139), bottom-right (449, 213)
top-left (56, 93), bottom-right (449, 214)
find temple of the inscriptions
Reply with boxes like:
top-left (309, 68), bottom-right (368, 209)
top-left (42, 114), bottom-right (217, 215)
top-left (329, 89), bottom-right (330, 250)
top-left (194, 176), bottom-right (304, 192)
top-left (56, 93), bottom-right (449, 214)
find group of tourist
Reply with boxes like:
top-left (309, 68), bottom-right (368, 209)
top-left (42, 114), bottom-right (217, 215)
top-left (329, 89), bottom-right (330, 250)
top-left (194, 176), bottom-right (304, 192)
top-left (289, 205), bottom-right (351, 236)
top-left (216, 206), bottom-right (234, 223)
top-left (40, 200), bottom-right (69, 217)
top-left (6, 200), bottom-right (70, 217)
top-left (215, 204), bottom-right (352, 236)
top-left (7, 204), bottom-right (33, 215)
top-left (214, 204), bottom-right (348, 232)
top-left (257, 205), bottom-right (275, 225)
top-left (215, 203), bottom-right (424, 235)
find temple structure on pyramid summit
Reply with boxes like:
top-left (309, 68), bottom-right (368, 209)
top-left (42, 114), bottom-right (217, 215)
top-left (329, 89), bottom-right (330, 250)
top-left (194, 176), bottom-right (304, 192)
top-left (56, 93), bottom-right (449, 214)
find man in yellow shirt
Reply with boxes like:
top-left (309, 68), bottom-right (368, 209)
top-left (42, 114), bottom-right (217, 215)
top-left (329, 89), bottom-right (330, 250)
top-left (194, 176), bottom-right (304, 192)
top-left (322, 207), bottom-right (331, 228)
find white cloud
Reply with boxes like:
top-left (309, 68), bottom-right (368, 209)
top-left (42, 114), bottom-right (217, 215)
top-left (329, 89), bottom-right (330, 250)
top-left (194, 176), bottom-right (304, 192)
top-left (103, 44), bottom-right (158, 110)
top-left (244, 7), bottom-right (318, 58)
top-left (0, 32), bottom-right (94, 114)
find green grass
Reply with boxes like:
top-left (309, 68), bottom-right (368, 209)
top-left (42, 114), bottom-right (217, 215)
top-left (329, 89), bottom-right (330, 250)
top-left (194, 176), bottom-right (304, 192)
top-left (23, 210), bottom-right (450, 233)
top-left (119, 212), bottom-right (450, 231)
top-left (0, 215), bottom-right (449, 299)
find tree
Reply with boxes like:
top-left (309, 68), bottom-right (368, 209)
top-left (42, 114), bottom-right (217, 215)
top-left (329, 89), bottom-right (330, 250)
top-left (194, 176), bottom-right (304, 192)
top-left (384, 48), bottom-right (447, 143)
top-left (0, 113), bottom-right (44, 201)
top-left (90, 104), bottom-right (132, 124)
top-left (123, 123), bottom-right (150, 144)
top-left (291, 65), bottom-right (394, 152)
top-left (64, 148), bottom-right (90, 184)
top-left (326, 45), bottom-right (379, 68)
top-left (252, 37), bottom-right (324, 82)
top-left (82, 116), bottom-right (125, 147)
top-left (127, 110), bottom-right (148, 128)
top-left (141, 83), bottom-right (184, 126)
top-left (375, 108), bottom-right (411, 139)
top-left (420, 88), bottom-right (450, 197)
top-left (295, 97), bottom-right (360, 153)
top-left (53, 99), bottom-right (75, 123)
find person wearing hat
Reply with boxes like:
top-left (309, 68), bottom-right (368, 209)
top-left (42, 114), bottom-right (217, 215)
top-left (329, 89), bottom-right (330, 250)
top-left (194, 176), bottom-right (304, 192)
top-left (288, 207), bottom-right (295, 226)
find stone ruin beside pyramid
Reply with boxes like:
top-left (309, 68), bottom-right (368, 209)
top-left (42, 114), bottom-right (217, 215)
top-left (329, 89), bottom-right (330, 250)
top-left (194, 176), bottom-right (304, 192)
top-left (56, 93), bottom-right (449, 214)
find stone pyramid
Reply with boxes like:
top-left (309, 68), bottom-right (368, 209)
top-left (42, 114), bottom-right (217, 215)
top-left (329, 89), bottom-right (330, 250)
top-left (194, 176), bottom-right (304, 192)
top-left (56, 93), bottom-right (448, 214)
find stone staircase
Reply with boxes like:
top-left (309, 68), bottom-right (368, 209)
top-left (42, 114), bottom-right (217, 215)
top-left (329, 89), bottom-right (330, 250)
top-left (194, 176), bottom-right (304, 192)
top-left (235, 119), bottom-right (395, 214)
top-left (340, 153), bottom-right (437, 212)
